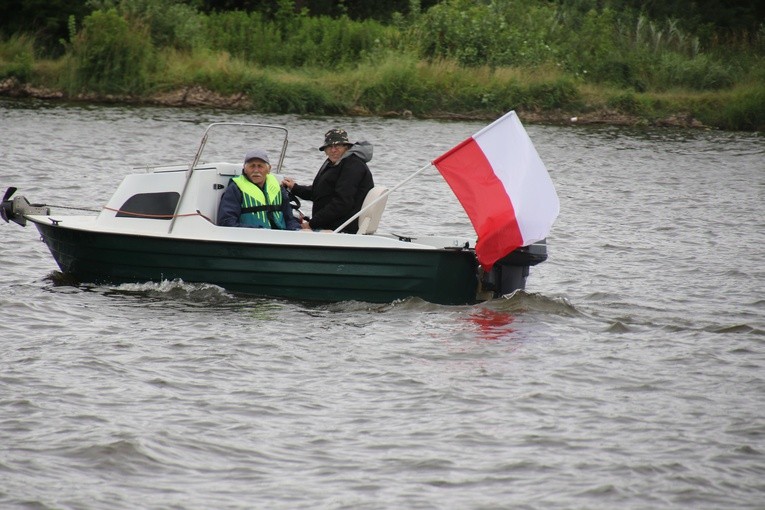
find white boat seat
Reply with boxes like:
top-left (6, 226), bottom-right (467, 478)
top-left (199, 164), bottom-right (241, 224)
top-left (357, 186), bottom-right (388, 235)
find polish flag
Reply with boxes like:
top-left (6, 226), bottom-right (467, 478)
top-left (432, 111), bottom-right (559, 270)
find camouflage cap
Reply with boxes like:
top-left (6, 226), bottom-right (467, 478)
top-left (319, 128), bottom-right (352, 151)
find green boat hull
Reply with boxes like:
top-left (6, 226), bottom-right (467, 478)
top-left (32, 220), bottom-right (480, 305)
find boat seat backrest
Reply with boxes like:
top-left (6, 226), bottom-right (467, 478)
top-left (357, 186), bottom-right (388, 235)
top-left (217, 163), bottom-right (242, 177)
top-left (193, 164), bottom-right (241, 224)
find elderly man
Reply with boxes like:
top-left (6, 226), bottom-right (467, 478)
top-left (217, 149), bottom-right (300, 230)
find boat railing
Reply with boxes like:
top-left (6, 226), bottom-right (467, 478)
top-left (187, 122), bottom-right (289, 177)
top-left (168, 122), bottom-right (289, 234)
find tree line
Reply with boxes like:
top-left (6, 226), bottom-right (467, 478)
top-left (2, 0), bottom-right (763, 55)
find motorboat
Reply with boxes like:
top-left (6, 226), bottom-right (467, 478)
top-left (2, 122), bottom-right (549, 305)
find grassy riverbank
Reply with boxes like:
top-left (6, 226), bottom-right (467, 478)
top-left (1, 1), bottom-right (763, 131)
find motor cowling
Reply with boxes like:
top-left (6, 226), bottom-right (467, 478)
top-left (481, 240), bottom-right (548, 298)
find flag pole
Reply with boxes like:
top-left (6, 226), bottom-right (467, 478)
top-left (333, 161), bottom-right (433, 234)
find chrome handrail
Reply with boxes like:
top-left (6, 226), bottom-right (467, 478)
top-left (168, 122), bottom-right (289, 233)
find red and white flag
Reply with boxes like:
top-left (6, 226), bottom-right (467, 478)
top-left (433, 111), bottom-right (559, 270)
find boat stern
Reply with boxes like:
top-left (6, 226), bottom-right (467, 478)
top-left (479, 240), bottom-right (549, 298)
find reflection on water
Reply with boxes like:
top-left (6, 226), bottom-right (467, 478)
top-left (465, 307), bottom-right (516, 342)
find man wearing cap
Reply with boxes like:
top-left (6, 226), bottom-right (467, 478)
top-left (217, 149), bottom-right (301, 230)
top-left (282, 128), bottom-right (374, 234)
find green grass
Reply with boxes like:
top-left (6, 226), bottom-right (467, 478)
top-left (1, 0), bottom-right (763, 132)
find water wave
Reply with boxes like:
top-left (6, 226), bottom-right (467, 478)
top-left (489, 290), bottom-right (581, 315)
top-left (108, 278), bottom-right (235, 302)
top-left (43, 273), bottom-right (240, 305)
top-left (3, 104), bottom-right (764, 510)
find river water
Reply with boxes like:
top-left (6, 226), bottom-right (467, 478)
top-left (1, 99), bottom-right (763, 509)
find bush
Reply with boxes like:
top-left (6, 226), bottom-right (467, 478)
top-left (245, 76), bottom-right (345, 114)
top-left (284, 15), bottom-right (395, 67)
top-left (0, 34), bottom-right (35, 81)
top-left (555, 8), bottom-right (620, 78)
top-left (606, 92), bottom-right (645, 114)
top-left (526, 79), bottom-right (580, 108)
top-left (413, 0), bottom-right (558, 67)
top-left (205, 11), bottom-right (283, 64)
top-left (490, 81), bottom-right (527, 112)
top-left (654, 53), bottom-right (734, 90)
top-left (700, 87), bottom-right (765, 131)
top-left (88, 0), bottom-right (206, 51)
top-left (71, 9), bottom-right (155, 94)
top-left (587, 58), bottom-right (639, 89)
top-left (357, 60), bottom-right (434, 112)
top-left (204, 10), bottom-right (395, 68)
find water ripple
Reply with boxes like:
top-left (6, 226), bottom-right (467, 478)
top-left (1, 101), bottom-right (763, 509)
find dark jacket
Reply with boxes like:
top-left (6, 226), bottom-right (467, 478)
top-left (291, 142), bottom-right (374, 234)
top-left (217, 179), bottom-right (301, 230)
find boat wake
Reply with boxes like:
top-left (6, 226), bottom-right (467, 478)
top-left (486, 290), bottom-right (581, 315)
top-left (45, 270), bottom-right (81, 288)
top-left (43, 269), bottom-right (586, 321)
top-left (45, 272), bottom-right (238, 304)
top-left (109, 279), bottom-right (237, 303)
top-left (112, 279), bottom-right (234, 299)
top-left (316, 290), bottom-right (582, 316)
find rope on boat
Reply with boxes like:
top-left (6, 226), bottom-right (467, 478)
top-left (39, 203), bottom-right (212, 221)
top-left (102, 206), bottom-right (202, 219)
top-left (44, 204), bottom-right (100, 213)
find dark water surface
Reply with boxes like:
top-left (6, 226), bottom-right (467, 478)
top-left (1, 99), bottom-right (763, 509)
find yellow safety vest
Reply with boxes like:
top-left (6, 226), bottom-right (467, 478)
top-left (232, 174), bottom-right (287, 229)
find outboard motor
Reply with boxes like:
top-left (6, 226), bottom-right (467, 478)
top-left (481, 240), bottom-right (548, 298)
top-left (1, 187), bottom-right (50, 227)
